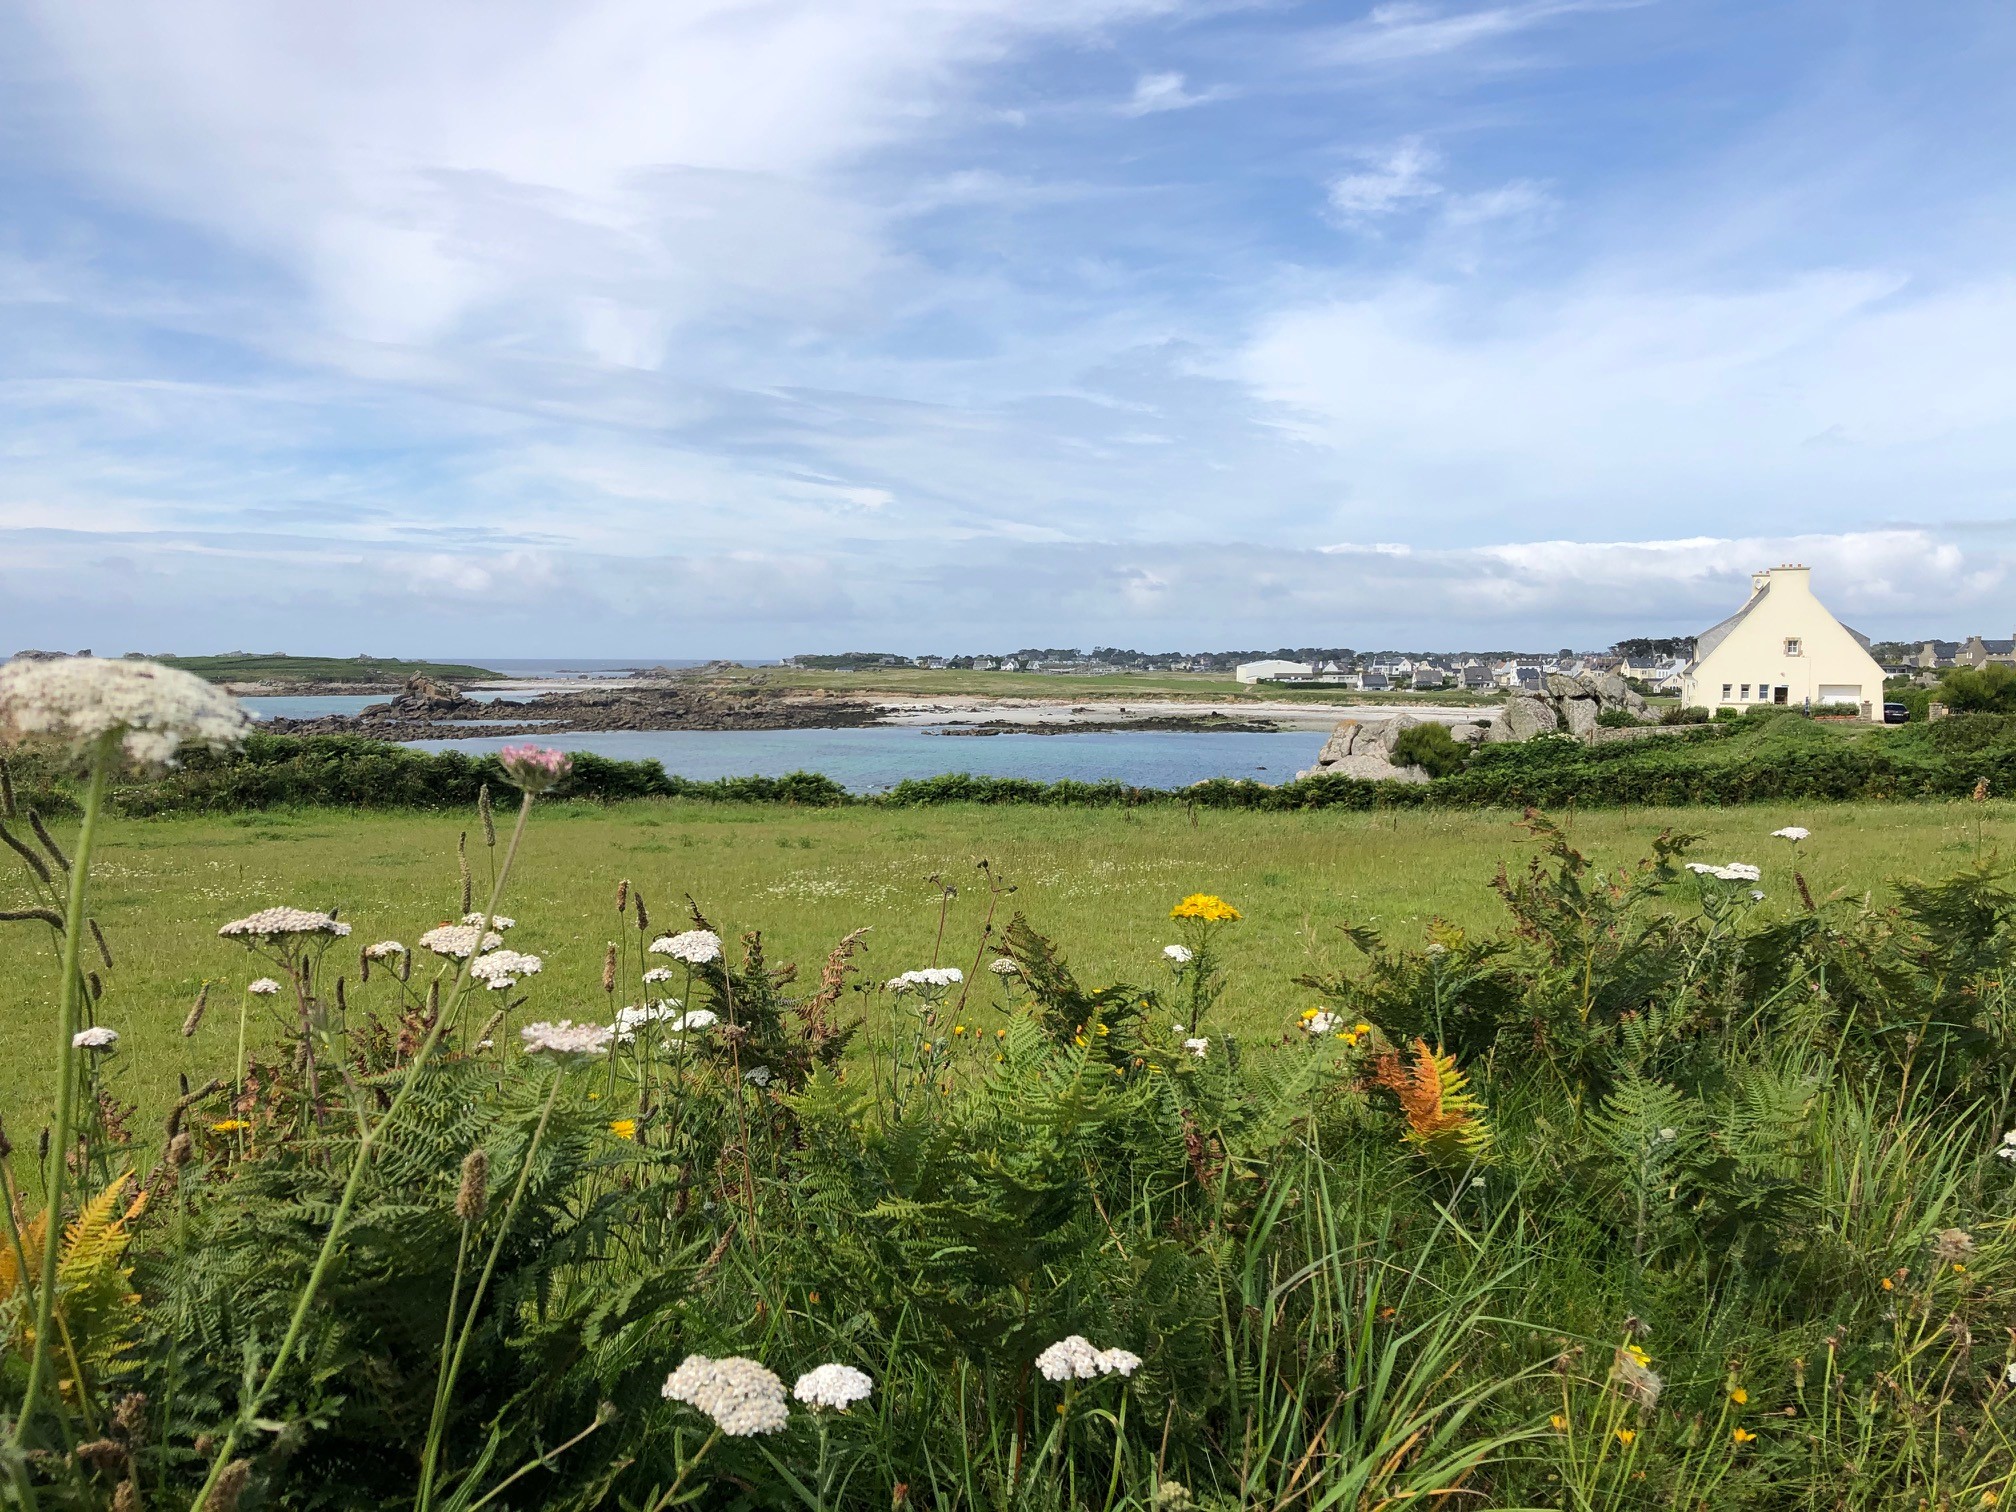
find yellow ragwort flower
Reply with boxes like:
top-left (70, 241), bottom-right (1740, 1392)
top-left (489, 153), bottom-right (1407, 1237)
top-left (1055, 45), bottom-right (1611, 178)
top-left (954, 1025), bottom-right (966, 1035)
top-left (1730, 1387), bottom-right (1748, 1405)
top-left (608, 1119), bottom-right (637, 1141)
top-left (1615, 1428), bottom-right (1636, 1446)
top-left (1731, 1427), bottom-right (1755, 1445)
top-left (1171, 893), bottom-right (1242, 923)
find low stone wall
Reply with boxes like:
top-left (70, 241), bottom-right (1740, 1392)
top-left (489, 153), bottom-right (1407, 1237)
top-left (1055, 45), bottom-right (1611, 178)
top-left (1584, 723), bottom-right (1694, 746)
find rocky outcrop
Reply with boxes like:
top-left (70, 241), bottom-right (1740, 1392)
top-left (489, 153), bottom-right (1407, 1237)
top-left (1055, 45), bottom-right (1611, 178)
top-left (1299, 715), bottom-right (1438, 782)
top-left (1483, 671), bottom-right (1648, 745)
top-left (266, 683), bottom-right (885, 738)
top-left (364, 675), bottom-right (479, 720)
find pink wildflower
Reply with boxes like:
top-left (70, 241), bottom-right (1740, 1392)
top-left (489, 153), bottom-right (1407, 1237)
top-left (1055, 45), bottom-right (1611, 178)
top-left (497, 744), bottom-right (572, 794)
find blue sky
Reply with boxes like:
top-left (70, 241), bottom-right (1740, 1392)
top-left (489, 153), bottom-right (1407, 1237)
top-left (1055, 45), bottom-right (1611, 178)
top-left (3, 0), bottom-right (2013, 657)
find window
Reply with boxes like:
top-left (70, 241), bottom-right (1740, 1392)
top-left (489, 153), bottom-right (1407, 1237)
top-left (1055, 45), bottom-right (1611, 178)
top-left (1784, 637), bottom-right (1802, 656)
top-left (1721, 683), bottom-right (1732, 700)
top-left (1740, 684), bottom-right (1750, 700)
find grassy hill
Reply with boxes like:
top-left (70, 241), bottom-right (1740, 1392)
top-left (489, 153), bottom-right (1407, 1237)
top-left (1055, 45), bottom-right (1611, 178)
top-left (155, 653), bottom-right (502, 684)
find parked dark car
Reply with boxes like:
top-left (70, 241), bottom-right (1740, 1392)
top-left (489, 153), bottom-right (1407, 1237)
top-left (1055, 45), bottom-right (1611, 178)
top-left (1883, 702), bottom-right (1909, 723)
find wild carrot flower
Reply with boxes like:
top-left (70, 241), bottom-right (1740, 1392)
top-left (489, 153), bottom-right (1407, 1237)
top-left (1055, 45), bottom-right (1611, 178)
top-left (71, 1026), bottom-right (118, 1050)
top-left (1771, 827), bottom-right (1809, 841)
top-left (1687, 862), bottom-right (1762, 882)
top-left (649, 930), bottom-right (723, 965)
top-left (1170, 894), bottom-right (1240, 923)
top-left (519, 1020), bottom-right (614, 1057)
top-left (1162, 944), bottom-right (1194, 964)
top-left (246, 978), bottom-right (282, 996)
top-left (662, 1354), bottom-right (789, 1436)
top-left (496, 744), bottom-right (572, 794)
top-left (793, 1363), bottom-right (874, 1410)
top-left (219, 907), bottom-right (350, 941)
top-left (470, 950), bottom-right (542, 989)
top-left (418, 924), bottom-right (503, 959)
top-left (0, 656), bottom-right (250, 770)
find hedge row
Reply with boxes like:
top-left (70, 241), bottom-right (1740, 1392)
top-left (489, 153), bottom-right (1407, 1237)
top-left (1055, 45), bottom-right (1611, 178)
top-left (3, 717), bottom-right (2012, 819)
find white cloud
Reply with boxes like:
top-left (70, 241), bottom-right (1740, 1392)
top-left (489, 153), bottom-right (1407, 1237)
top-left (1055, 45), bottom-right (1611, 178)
top-left (1118, 71), bottom-right (1226, 117)
top-left (1328, 140), bottom-right (1444, 220)
top-left (1321, 1), bottom-right (1639, 67)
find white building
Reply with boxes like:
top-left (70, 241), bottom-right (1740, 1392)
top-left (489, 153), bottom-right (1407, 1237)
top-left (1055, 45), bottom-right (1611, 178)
top-left (1680, 565), bottom-right (1884, 717)
top-left (1235, 659), bottom-right (1314, 684)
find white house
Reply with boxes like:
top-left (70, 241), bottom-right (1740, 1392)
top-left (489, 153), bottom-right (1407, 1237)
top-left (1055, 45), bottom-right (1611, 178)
top-left (1235, 659), bottom-right (1314, 684)
top-left (1680, 565), bottom-right (1885, 717)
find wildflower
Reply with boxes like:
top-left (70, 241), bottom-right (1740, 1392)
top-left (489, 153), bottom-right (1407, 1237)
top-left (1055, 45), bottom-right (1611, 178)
top-left (1881, 1277), bottom-right (1894, 1290)
top-left (1162, 944), bottom-right (1194, 964)
top-left (744, 1065), bottom-right (773, 1087)
top-left (417, 924), bottom-right (503, 959)
top-left (72, 1026), bottom-right (118, 1050)
top-left (793, 1363), bottom-right (874, 1411)
top-left (1997, 1130), bottom-right (2016, 1162)
top-left (0, 656), bottom-right (250, 770)
top-left (1686, 861), bottom-right (1762, 883)
top-left (612, 1001), bottom-right (681, 1041)
top-left (219, 907), bottom-right (350, 941)
top-left (989, 957), bottom-right (1020, 975)
top-left (1549, 1413), bottom-right (1568, 1431)
top-left (470, 949), bottom-right (543, 989)
top-left (461, 912), bottom-right (515, 930)
top-left (496, 743), bottom-right (572, 794)
top-left (1301, 1009), bottom-right (1338, 1037)
top-left (1170, 894), bottom-right (1241, 923)
top-left (1730, 1386), bottom-right (1748, 1405)
top-left (670, 1008), bottom-right (718, 1035)
top-left (642, 967), bottom-right (674, 984)
top-left (1771, 827), bottom-right (1810, 841)
top-left (247, 978), bottom-right (282, 997)
top-left (1933, 1228), bottom-right (1977, 1265)
top-left (1731, 1427), bottom-right (1755, 1445)
top-left (363, 941), bottom-right (407, 960)
top-left (1611, 1345), bottom-right (1663, 1410)
top-left (2006, 1362), bottom-right (2016, 1385)
top-left (662, 1354), bottom-right (789, 1436)
top-left (209, 1119), bottom-right (248, 1133)
top-left (649, 929), bottom-right (723, 965)
top-left (608, 1119), bottom-right (637, 1141)
top-left (1034, 1336), bottom-right (1140, 1381)
top-left (888, 967), bottom-right (964, 992)
top-left (1614, 1428), bottom-right (1635, 1446)
top-left (1182, 1037), bottom-right (1209, 1059)
top-left (519, 1020), bottom-right (614, 1057)
top-left (1657, 1127), bottom-right (1678, 1142)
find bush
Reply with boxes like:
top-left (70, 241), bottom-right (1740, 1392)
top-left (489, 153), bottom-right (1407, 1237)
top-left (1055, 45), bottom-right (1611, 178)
top-left (1595, 706), bottom-right (1641, 729)
top-left (1934, 663), bottom-right (2016, 713)
top-left (1389, 720), bottom-right (1469, 778)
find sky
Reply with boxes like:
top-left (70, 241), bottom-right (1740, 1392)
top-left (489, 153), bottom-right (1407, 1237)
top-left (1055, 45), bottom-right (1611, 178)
top-left (2, 0), bottom-right (2014, 658)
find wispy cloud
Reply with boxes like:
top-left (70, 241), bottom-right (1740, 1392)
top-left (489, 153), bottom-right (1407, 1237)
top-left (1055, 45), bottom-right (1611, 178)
top-left (1117, 71), bottom-right (1229, 116)
top-left (1328, 139), bottom-right (1444, 220)
top-left (1318, 0), bottom-right (1642, 67)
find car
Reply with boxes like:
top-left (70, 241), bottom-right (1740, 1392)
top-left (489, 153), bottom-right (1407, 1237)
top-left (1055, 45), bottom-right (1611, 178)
top-left (1882, 702), bottom-right (1909, 724)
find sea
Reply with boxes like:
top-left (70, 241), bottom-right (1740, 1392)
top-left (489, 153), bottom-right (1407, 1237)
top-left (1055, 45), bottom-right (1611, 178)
top-left (240, 697), bottom-right (1323, 793)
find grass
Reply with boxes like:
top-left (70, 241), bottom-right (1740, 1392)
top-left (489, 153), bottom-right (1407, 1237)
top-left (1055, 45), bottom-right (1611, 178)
top-left (154, 653), bottom-right (503, 684)
top-left (4, 795), bottom-right (2008, 1141)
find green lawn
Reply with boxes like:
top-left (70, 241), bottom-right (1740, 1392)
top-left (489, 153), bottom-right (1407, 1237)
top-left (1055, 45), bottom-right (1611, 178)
top-left (3, 796), bottom-right (2006, 1139)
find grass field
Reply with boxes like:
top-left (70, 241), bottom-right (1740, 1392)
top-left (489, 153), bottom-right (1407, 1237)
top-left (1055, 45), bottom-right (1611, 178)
top-left (154, 652), bottom-right (504, 684)
top-left (4, 794), bottom-right (2006, 1141)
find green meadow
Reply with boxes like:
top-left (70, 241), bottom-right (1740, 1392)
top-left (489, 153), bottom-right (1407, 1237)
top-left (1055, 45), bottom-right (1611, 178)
top-left (4, 795), bottom-right (2004, 1136)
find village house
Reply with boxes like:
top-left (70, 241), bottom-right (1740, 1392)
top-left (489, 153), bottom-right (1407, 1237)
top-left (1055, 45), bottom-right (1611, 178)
top-left (1679, 565), bottom-right (1885, 718)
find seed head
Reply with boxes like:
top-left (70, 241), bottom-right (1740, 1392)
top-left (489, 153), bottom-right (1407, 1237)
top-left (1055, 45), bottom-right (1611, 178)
top-left (206, 1458), bottom-right (252, 1512)
top-left (456, 1149), bottom-right (489, 1223)
top-left (602, 944), bottom-right (617, 995)
top-left (478, 783), bottom-right (496, 847)
top-left (168, 1132), bottom-right (193, 1167)
top-left (182, 984), bottom-right (209, 1037)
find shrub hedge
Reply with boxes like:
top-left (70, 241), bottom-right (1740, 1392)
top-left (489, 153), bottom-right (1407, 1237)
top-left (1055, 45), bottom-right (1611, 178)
top-left (5, 713), bottom-right (2015, 818)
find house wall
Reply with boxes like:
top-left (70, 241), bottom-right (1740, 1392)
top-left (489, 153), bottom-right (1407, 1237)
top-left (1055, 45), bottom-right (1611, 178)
top-left (1681, 567), bottom-right (1885, 718)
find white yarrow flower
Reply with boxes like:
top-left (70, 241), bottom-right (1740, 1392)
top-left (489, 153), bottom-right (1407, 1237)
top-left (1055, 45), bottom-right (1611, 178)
top-left (1997, 1130), bottom-right (2016, 1163)
top-left (417, 924), bottom-right (504, 959)
top-left (613, 1000), bottom-right (688, 1041)
top-left (0, 657), bottom-right (249, 771)
top-left (662, 1354), bottom-right (790, 1436)
top-left (989, 957), bottom-right (1020, 976)
top-left (744, 1065), bottom-right (772, 1087)
top-left (1162, 944), bottom-right (1194, 964)
top-left (642, 967), bottom-right (675, 983)
top-left (1771, 827), bottom-right (1810, 841)
top-left (519, 1020), bottom-right (614, 1057)
top-left (669, 1008), bottom-right (717, 1034)
top-left (72, 1026), bottom-right (118, 1050)
top-left (363, 940), bottom-right (407, 960)
top-left (470, 949), bottom-right (543, 989)
top-left (793, 1363), bottom-right (874, 1411)
top-left (219, 907), bottom-right (351, 940)
top-left (247, 977), bottom-right (282, 996)
top-left (888, 967), bottom-right (963, 993)
top-left (1182, 1037), bottom-right (1209, 1059)
top-left (1302, 1010), bottom-right (1338, 1037)
top-left (1035, 1336), bottom-right (1140, 1382)
top-left (462, 912), bottom-right (515, 929)
top-left (649, 930), bottom-right (723, 965)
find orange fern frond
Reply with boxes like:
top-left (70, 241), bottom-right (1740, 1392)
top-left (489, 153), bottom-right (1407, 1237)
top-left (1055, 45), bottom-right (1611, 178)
top-left (1373, 1039), bottom-right (1493, 1170)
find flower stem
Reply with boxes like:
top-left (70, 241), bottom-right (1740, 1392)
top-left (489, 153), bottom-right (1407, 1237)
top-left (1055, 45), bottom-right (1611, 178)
top-left (186, 791), bottom-right (537, 1512)
top-left (11, 730), bottom-right (114, 1450)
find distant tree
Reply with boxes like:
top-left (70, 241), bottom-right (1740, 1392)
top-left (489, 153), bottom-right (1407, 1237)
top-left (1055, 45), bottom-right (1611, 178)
top-left (1390, 722), bottom-right (1468, 779)
top-left (1611, 637), bottom-right (1695, 660)
top-left (1933, 664), bottom-right (2016, 714)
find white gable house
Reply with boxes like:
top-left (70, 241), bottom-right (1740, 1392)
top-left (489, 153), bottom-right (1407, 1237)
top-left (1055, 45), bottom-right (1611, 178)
top-left (1680, 565), bottom-right (1884, 718)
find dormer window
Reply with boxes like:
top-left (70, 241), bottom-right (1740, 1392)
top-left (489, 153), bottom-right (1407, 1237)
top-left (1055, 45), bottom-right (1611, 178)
top-left (1784, 638), bottom-right (1802, 657)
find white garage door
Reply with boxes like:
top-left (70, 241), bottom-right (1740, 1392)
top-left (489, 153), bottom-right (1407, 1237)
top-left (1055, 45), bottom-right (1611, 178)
top-left (1818, 685), bottom-right (1863, 704)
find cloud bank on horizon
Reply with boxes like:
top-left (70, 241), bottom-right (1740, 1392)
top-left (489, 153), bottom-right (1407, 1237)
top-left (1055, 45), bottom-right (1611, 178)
top-left (2, 0), bottom-right (2012, 656)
